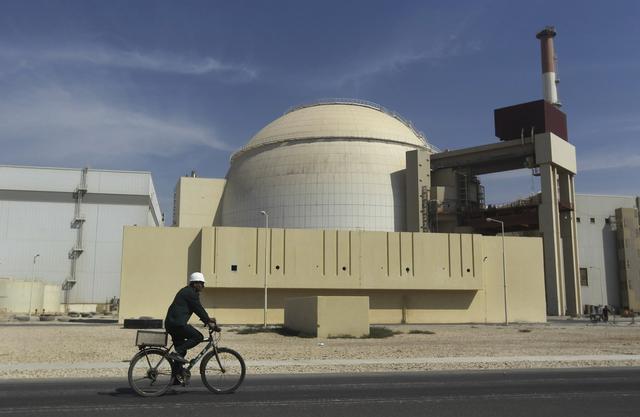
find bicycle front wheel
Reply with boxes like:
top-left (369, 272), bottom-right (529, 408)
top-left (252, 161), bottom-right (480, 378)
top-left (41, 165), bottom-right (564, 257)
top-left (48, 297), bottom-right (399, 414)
top-left (200, 347), bottom-right (246, 394)
top-left (128, 348), bottom-right (175, 397)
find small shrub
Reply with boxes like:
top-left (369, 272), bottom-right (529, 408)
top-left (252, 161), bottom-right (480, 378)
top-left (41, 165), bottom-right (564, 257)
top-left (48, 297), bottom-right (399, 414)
top-left (276, 327), bottom-right (315, 338)
top-left (408, 329), bottom-right (435, 335)
top-left (363, 326), bottom-right (400, 339)
top-left (328, 334), bottom-right (357, 339)
top-left (232, 326), bottom-right (273, 335)
top-left (229, 325), bottom-right (315, 338)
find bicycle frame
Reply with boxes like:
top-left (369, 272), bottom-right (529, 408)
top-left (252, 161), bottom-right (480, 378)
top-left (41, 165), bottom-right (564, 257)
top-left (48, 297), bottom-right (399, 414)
top-left (141, 327), bottom-right (222, 374)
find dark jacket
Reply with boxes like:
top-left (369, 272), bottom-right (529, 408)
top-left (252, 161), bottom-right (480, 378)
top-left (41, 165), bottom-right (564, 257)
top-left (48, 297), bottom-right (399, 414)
top-left (164, 286), bottom-right (211, 329)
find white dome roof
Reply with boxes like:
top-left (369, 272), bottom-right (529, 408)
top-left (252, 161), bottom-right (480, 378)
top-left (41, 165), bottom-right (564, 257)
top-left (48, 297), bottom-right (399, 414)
top-left (218, 100), bottom-right (435, 232)
top-left (234, 101), bottom-right (432, 159)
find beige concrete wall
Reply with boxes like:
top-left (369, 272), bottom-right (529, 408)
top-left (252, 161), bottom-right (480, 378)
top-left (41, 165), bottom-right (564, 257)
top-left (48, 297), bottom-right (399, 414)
top-left (284, 296), bottom-right (369, 338)
top-left (318, 296), bottom-right (369, 337)
top-left (119, 227), bottom-right (547, 324)
top-left (283, 297), bottom-right (318, 336)
top-left (199, 228), bottom-right (483, 291)
top-left (42, 284), bottom-right (61, 313)
top-left (174, 177), bottom-right (226, 227)
top-left (119, 227), bottom-right (203, 320)
top-left (534, 132), bottom-right (577, 174)
top-left (479, 236), bottom-right (547, 323)
top-left (0, 278), bottom-right (60, 314)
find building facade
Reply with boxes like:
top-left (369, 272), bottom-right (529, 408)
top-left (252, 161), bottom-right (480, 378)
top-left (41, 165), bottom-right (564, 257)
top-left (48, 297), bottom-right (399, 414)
top-left (0, 165), bottom-right (162, 312)
top-left (575, 194), bottom-right (640, 312)
top-left (120, 226), bottom-right (547, 324)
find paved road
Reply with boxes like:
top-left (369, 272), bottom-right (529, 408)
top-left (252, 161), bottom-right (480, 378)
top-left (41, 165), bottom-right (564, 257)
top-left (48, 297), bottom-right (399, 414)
top-left (1, 368), bottom-right (639, 417)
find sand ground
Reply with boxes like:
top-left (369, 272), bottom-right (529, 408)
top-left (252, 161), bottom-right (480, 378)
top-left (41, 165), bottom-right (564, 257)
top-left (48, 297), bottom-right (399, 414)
top-left (1, 320), bottom-right (639, 378)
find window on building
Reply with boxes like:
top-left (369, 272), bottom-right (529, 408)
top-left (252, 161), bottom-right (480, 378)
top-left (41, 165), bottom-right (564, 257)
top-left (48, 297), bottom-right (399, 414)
top-left (590, 218), bottom-right (596, 224)
top-left (576, 217), bottom-right (581, 223)
top-left (580, 268), bottom-right (588, 286)
top-left (605, 218), bottom-right (611, 225)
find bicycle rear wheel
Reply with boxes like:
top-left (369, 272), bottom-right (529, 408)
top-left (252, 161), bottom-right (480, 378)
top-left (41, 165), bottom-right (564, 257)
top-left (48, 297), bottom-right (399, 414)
top-left (200, 347), bottom-right (246, 394)
top-left (128, 348), bottom-right (175, 397)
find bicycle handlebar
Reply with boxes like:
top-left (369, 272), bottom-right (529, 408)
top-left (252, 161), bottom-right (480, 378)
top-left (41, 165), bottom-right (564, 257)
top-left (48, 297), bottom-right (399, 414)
top-left (204, 320), bottom-right (221, 333)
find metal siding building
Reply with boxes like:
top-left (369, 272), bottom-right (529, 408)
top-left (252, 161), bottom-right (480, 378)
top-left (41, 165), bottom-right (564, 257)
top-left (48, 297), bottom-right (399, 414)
top-left (0, 165), bottom-right (162, 306)
top-left (575, 194), bottom-right (639, 310)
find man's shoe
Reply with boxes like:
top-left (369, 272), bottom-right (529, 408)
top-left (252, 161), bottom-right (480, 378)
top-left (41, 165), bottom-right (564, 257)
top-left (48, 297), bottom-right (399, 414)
top-left (167, 352), bottom-right (188, 363)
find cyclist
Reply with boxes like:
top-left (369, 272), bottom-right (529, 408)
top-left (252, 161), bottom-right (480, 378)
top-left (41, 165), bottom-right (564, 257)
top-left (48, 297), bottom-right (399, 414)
top-left (165, 272), bottom-right (216, 364)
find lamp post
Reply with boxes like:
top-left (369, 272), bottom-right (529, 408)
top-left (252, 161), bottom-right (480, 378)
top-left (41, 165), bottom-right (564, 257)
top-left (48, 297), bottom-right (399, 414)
top-left (259, 211), bottom-right (269, 327)
top-left (28, 254), bottom-right (40, 319)
top-left (487, 218), bottom-right (508, 325)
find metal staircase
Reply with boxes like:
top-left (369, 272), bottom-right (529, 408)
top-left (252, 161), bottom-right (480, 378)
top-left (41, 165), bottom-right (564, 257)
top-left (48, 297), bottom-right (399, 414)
top-left (63, 167), bottom-right (88, 306)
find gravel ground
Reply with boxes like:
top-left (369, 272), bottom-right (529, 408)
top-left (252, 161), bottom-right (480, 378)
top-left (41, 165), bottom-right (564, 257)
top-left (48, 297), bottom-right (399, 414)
top-left (1, 320), bottom-right (640, 379)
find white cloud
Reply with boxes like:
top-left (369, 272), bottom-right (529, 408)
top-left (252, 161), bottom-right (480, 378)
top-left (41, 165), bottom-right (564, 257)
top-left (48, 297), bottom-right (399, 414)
top-left (0, 87), bottom-right (231, 165)
top-left (333, 37), bottom-right (481, 87)
top-left (326, 8), bottom-right (484, 88)
top-left (0, 43), bottom-right (257, 80)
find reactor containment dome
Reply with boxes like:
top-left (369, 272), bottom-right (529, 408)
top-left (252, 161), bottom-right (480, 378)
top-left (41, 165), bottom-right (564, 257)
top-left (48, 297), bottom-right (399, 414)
top-left (218, 100), bottom-right (438, 232)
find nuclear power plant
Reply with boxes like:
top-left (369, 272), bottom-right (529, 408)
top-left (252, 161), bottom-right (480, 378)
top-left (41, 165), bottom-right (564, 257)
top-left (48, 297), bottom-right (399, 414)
top-left (117, 26), bottom-right (614, 326)
top-left (2, 27), bottom-right (639, 324)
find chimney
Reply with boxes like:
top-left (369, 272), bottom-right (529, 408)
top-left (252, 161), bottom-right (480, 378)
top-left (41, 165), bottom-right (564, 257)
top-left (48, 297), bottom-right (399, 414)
top-left (536, 26), bottom-right (561, 108)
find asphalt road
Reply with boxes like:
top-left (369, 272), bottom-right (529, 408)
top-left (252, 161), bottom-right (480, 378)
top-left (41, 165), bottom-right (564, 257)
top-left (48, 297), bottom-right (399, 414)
top-left (1, 368), bottom-right (639, 417)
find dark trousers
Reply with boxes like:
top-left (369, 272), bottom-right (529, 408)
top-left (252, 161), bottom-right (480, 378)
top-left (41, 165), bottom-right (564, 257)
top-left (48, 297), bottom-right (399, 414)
top-left (167, 324), bottom-right (203, 356)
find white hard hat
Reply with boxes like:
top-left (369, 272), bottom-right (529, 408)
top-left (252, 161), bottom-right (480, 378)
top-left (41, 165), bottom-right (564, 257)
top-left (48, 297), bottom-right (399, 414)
top-left (189, 272), bottom-right (206, 283)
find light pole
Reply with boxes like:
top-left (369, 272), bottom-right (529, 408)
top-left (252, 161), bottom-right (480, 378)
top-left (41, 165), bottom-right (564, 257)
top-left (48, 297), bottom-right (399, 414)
top-left (259, 211), bottom-right (269, 327)
top-left (487, 218), bottom-right (508, 325)
top-left (28, 254), bottom-right (40, 319)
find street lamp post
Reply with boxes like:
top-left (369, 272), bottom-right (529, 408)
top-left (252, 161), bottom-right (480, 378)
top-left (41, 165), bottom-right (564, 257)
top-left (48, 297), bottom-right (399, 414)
top-left (487, 218), bottom-right (508, 325)
top-left (28, 254), bottom-right (40, 320)
top-left (259, 211), bottom-right (269, 327)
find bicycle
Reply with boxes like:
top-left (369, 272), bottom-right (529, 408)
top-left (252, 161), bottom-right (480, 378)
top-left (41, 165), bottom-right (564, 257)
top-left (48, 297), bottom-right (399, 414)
top-left (127, 323), bottom-right (246, 397)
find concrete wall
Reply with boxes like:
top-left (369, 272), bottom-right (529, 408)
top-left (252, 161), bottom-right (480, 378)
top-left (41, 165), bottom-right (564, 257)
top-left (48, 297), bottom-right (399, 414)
top-left (616, 208), bottom-right (640, 310)
top-left (119, 227), bottom-right (546, 324)
top-left (284, 296), bottom-right (369, 338)
top-left (173, 177), bottom-right (226, 227)
top-left (0, 278), bottom-right (61, 314)
top-left (119, 227), bottom-right (203, 320)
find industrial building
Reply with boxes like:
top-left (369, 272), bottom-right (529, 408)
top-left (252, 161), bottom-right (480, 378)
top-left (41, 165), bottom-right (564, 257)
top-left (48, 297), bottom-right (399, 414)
top-left (120, 104), bottom-right (573, 324)
top-left (0, 165), bottom-right (162, 314)
top-left (119, 27), bottom-right (582, 324)
top-left (575, 194), bottom-right (640, 313)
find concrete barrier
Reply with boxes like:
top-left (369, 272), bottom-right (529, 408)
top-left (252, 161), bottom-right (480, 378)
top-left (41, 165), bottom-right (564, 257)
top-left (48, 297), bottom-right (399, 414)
top-left (284, 296), bottom-right (369, 338)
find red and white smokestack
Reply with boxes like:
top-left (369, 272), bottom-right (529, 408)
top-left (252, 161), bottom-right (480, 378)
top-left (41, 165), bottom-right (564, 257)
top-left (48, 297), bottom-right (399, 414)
top-left (536, 26), bottom-right (561, 107)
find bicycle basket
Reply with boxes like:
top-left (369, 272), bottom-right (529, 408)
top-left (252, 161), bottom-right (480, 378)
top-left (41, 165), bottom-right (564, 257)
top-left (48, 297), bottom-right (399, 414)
top-left (135, 330), bottom-right (167, 347)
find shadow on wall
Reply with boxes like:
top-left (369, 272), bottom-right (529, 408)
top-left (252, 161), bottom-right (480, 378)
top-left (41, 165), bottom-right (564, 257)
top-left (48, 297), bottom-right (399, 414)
top-left (200, 288), bottom-right (476, 311)
top-left (187, 231), bottom-right (202, 281)
top-left (601, 223), bottom-right (620, 308)
top-left (390, 169), bottom-right (406, 232)
top-left (370, 290), bottom-right (476, 311)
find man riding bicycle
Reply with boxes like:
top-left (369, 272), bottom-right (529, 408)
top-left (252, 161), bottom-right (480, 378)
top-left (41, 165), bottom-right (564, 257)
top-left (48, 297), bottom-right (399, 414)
top-left (165, 272), bottom-right (216, 364)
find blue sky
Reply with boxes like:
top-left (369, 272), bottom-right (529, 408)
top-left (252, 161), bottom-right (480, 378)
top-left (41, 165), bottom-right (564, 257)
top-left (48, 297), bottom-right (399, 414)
top-left (1, 0), bottom-right (638, 223)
